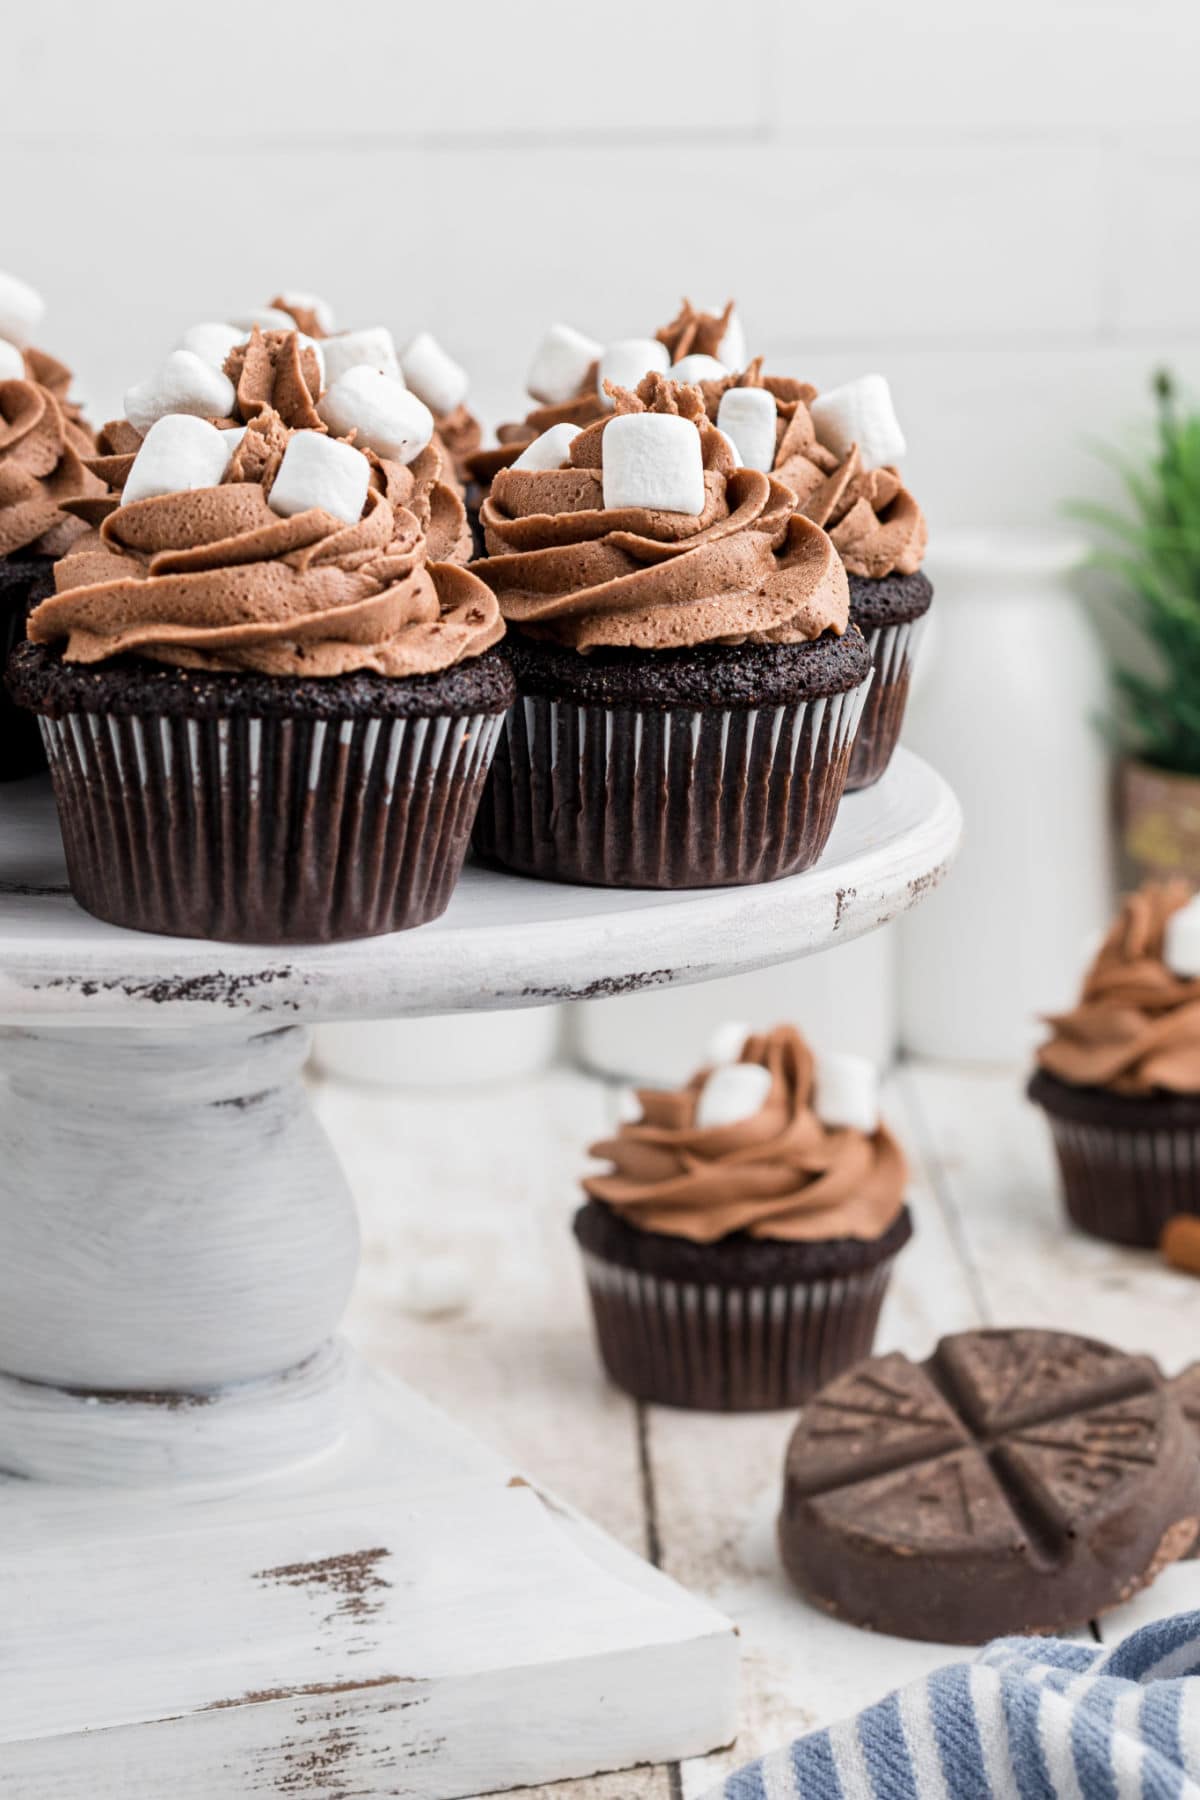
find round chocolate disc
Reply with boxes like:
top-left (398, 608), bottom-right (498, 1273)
top-left (779, 1328), bottom-right (1200, 1643)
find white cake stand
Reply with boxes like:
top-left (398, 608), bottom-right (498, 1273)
top-left (0, 750), bottom-right (960, 1800)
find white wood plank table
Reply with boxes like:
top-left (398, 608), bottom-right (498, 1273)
top-left (314, 1055), bottom-right (1200, 1799)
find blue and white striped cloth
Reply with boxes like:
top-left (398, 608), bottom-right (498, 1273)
top-left (713, 1612), bottom-right (1200, 1799)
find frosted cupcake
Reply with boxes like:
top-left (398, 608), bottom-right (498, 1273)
top-left (575, 1023), bottom-right (912, 1410)
top-left (9, 326), bottom-right (511, 943)
top-left (471, 375), bottom-right (870, 889)
top-left (1029, 882), bottom-right (1200, 1246)
top-left (0, 270), bottom-right (104, 778)
top-left (706, 363), bottom-right (930, 791)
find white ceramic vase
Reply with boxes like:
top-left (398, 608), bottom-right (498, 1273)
top-left (898, 529), bottom-right (1113, 1062)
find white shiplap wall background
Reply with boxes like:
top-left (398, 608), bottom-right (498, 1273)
top-left (5, 0), bottom-right (1197, 530)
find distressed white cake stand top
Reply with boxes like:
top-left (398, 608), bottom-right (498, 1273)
top-left (0, 748), bottom-right (960, 1027)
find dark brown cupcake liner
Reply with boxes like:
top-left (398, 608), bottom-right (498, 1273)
top-left (578, 1247), bottom-right (898, 1411)
top-left (1038, 1105), bottom-right (1200, 1247)
top-left (0, 554), bottom-right (55, 782)
top-left (37, 705), bottom-right (506, 943)
top-left (845, 615), bottom-right (927, 792)
top-left (473, 676), bottom-right (872, 889)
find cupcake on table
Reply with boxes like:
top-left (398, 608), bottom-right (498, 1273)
top-left (1029, 881), bottom-right (1200, 1246)
top-left (470, 372), bottom-right (870, 889)
top-left (8, 311), bottom-right (512, 945)
top-left (574, 1022), bottom-right (913, 1411)
top-left (0, 270), bottom-right (105, 780)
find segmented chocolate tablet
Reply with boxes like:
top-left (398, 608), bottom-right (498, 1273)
top-left (779, 1330), bottom-right (1200, 1643)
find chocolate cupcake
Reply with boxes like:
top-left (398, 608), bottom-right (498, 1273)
top-left (575, 1024), bottom-right (913, 1411)
top-left (702, 364), bottom-right (930, 792)
top-left (1029, 882), bottom-right (1200, 1247)
top-left (0, 273), bottom-right (104, 779)
top-left (470, 375), bottom-right (870, 889)
top-left (9, 326), bottom-right (512, 944)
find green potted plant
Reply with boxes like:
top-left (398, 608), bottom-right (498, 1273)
top-left (1076, 371), bottom-right (1200, 883)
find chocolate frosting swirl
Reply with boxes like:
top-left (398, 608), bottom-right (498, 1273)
top-left (0, 348), bottom-right (103, 560)
top-left (584, 1025), bottom-right (908, 1243)
top-left (1037, 882), bottom-right (1200, 1095)
top-left (28, 404), bottom-right (502, 679)
top-left (472, 376), bottom-right (848, 652)
top-left (705, 362), bottom-right (927, 580)
top-left (655, 297), bottom-right (738, 363)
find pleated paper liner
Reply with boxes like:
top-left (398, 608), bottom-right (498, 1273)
top-left (38, 705), bottom-right (506, 944)
top-left (846, 615), bottom-right (928, 793)
top-left (474, 673), bottom-right (872, 890)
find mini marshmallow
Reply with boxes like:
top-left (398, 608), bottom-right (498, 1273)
top-left (602, 412), bottom-right (705, 515)
top-left (0, 340), bottom-right (25, 382)
top-left (268, 429), bottom-right (370, 525)
top-left (720, 309), bottom-right (747, 371)
top-left (221, 425), bottom-right (247, 451)
top-left (0, 271), bottom-right (45, 348)
top-left (695, 1062), bottom-right (773, 1130)
top-left (121, 415), bottom-right (234, 508)
top-left (177, 322), bottom-right (245, 369)
top-left (511, 422), bottom-right (581, 471)
top-left (277, 289), bottom-right (336, 334)
top-left (527, 322), bottom-right (603, 406)
top-left (670, 353), bottom-right (728, 385)
top-left (706, 1021), bottom-right (751, 1067)
top-left (1165, 897), bottom-right (1200, 978)
top-left (717, 386), bottom-right (777, 473)
top-left (597, 337), bottom-right (671, 408)
top-left (318, 366), bottom-right (433, 465)
top-left (398, 1251), bottom-right (472, 1318)
top-left (230, 305), bottom-right (296, 333)
top-left (814, 1050), bottom-right (880, 1136)
top-left (321, 326), bottom-right (402, 387)
top-left (124, 350), bottom-right (237, 436)
top-left (400, 331), bottom-right (468, 417)
top-left (810, 374), bottom-right (906, 472)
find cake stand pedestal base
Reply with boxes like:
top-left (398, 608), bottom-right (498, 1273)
top-left (0, 1366), bottom-right (736, 1798)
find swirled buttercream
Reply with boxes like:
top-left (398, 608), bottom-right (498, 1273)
top-left (584, 1024), bottom-right (907, 1243)
top-left (0, 348), bottom-right (103, 559)
top-left (1037, 882), bottom-right (1200, 1095)
top-left (27, 404), bottom-right (502, 679)
top-left (472, 375), bottom-right (848, 652)
top-left (705, 362), bottom-right (927, 580)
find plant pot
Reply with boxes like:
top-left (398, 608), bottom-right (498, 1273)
top-left (1122, 757), bottom-right (1200, 886)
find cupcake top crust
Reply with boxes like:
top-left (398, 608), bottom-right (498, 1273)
top-left (583, 1024), bottom-right (908, 1244)
top-left (473, 374), bottom-right (849, 652)
top-left (27, 326), bottom-right (501, 680)
top-left (0, 345), bottom-right (104, 560)
top-left (1037, 882), bottom-right (1200, 1096)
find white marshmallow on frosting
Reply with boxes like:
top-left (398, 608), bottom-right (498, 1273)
top-left (813, 1050), bottom-right (880, 1136)
top-left (0, 340), bottom-right (25, 382)
top-left (124, 350), bottom-right (237, 437)
top-left (400, 331), bottom-right (468, 417)
top-left (670, 353), bottom-right (728, 385)
top-left (121, 415), bottom-right (235, 508)
top-left (229, 305), bottom-right (295, 334)
top-left (1164, 897), bottom-right (1200, 978)
top-left (321, 326), bottom-right (402, 387)
top-left (268, 429), bottom-right (370, 526)
top-left (177, 322), bottom-right (245, 370)
top-left (221, 425), bottom-right (247, 451)
top-left (277, 289), bottom-right (336, 334)
top-left (0, 271), bottom-right (45, 348)
top-left (810, 374), bottom-right (906, 472)
top-left (717, 385), bottom-right (777, 472)
top-left (602, 412), bottom-right (705, 516)
top-left (511, 422), bottom-right (581, 471)
top-left (527, 322), bottom-right (603, 406)
top-left (318, 366), bottom-right (433, 465)
top-left (705, 1021), bottom-right (751, 1067)
top-left (695, 1061), bottom-right (773, 1129)
top-left (597, 337), bottom-right (671, 408)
